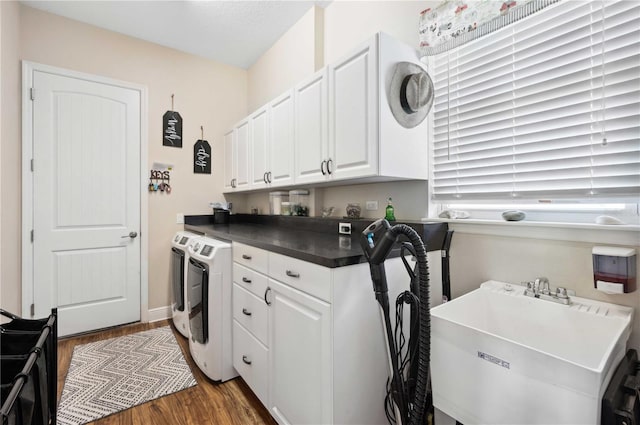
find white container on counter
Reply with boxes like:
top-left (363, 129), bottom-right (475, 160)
top-left (269, 191), bottom-right (289, 215)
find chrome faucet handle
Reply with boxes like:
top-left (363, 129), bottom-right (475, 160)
top-left (556, 287), bottom-right (569, 299)
top-left (535, 277), bottom-right (550, 295)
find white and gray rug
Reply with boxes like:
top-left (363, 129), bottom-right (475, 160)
top-left (57, 326), bottom-right (197, 425)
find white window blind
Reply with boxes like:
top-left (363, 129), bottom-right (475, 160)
top-left (430, 0), bottom-right (640, 201)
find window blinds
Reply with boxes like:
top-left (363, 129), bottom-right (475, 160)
top-left (430, 0), bottom-right (640, 201)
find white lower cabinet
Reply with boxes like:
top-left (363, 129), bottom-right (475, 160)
top-left (267, 278), bottom-right (331, 425)
top-left (232, 242), bottom-right (407, 424)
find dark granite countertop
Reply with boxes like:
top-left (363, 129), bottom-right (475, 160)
top-left (184, 214), bottom-right (449, 268)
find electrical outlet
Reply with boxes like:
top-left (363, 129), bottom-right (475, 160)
top-left (339, 222), bottom-right (352, 235)
top-left (366, 201), bottom-right (378, 211)
top-left (176, 213), bottom-right (184, 224)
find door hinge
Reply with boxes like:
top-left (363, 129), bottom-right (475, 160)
top-left (30, 87), bottom-right (35, 101)
top-left (30, 303), bottom-right (35, 317)
top-left (30, 229), bottom-right (34, 243)
top-left (30, 158), bottom-right (34, 172)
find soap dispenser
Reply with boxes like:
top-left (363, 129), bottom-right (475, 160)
top-left (385, 198), bottom-right (396, 221)
top-left (592, 246), bottom-right (636, 294)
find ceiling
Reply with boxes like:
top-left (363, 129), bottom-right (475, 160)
top-left (20, 0), bottom-right (330, 69)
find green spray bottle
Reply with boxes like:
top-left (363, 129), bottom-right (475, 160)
top-left (385, 197), bottom-right (396, 221)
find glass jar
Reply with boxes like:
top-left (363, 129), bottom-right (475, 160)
top-left (280, 202), bottom-right (292, 216)
top-left (289, 189), bottom-right (310, 216)
top-left (269, 191), bottom-right (289, 215)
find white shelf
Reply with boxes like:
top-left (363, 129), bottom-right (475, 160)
top-left (422, 217), bottom-right (640, 245)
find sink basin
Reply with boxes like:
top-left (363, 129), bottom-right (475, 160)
top-left (431, 280), bottom-right (633, 425)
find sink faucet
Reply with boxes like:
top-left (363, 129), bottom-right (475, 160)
top-left (524, 277), bottom-right (571, 305)
top-left (537, 277), bottom-right (550, 295)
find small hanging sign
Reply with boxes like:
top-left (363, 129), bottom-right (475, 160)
top-left (194, 126), bottom-right (211, 174)
top-left (163, 95), bottom-right (182, 148)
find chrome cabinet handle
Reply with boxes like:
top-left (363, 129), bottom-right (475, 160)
top-left (242, 277), bottom-right (252, 283)
top-left (242, 254), bottom-right (252, 260)
top-left (264, 287), bottom-right (272, 306)
top-left (321, 160), bottom-right (327, 175)
top-left (263, 172), bottom-right (268, 184)
top-left (327, 158), bottom-right (333, 174)
top-left (267, 172), bottom-right (272, 183)
top-left (285, 270), bottom-right (300, 278)
top-left (242, 308), bottom-right (252, 316)
top-left (121, 231), bottom-right (138, 239)
top-left (242, 355), bottom-right (252, 365)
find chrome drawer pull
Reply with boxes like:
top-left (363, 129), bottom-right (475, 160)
top-left (285, 270), bottom-right (300, 278)
top-left (242, 277), bottom-right (252, 283)
top-left (242, 355), bottom-right (252, 365)
top-left (242, 254), bottom-right (252, 260)
top-left (242, 308), bottom-right (252, 316)
top-left (264, 287), bottom-right (272, 306)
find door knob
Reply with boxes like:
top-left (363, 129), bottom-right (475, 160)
top-left (121, 231), bottom-right (138, 239)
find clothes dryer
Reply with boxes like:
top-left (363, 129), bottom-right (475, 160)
top-left (187, 237), bottom-right (237, 382)
top-left (170, 231), bottom-right (201, 338)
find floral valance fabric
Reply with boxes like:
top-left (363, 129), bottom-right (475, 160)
top-left (419, 0), bottom-right (559, 56)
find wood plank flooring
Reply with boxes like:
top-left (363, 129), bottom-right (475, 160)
top-left (57, 320), bottom-right (277, 425)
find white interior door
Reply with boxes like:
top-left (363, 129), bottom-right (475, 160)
top-left (30, 69), bottom-right (141, 336)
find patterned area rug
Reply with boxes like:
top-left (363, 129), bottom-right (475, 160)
top-left (57, 326), bottom-right (197, 425)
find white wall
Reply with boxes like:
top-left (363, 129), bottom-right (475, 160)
top-left (0, 2), bottom-right (248, 314)
top-left (247, 6), bottom-right (323, 112)
top-left (1, 1), bottom-right (22, 314)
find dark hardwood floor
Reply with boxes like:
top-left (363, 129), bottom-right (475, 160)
top-left (57, 320), bottom-right (277, 425)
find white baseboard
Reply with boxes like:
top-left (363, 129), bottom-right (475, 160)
top-left (148, 305), bottom-right (172, 323)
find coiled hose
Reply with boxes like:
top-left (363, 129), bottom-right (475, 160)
top-left (388, 224), bottom-right (430, 425)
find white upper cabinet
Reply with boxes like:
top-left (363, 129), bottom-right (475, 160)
top-left (224, 120), bottom-right (250, 191)
top-left (328, 36), bottom-right (379, 180)
top-left (294, 69), bottom-right (328, 185)
top-left (268, 90), bottom-right (295, 187)
top-left (223, 129), bottom-right (235, 191)
top-left (223, 32), bottom-right (429, 194)
top-left (249, 107), bottom-right (270, 189)
top-left (247, 91), bottom-right (295, 190)
top-left (235, 119), bottom-right (251, 190)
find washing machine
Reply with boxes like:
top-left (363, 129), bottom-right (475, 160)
top-left (170, 230), bottom-right (201, 338)
top-left (187, 236), bottom-right (237, 382)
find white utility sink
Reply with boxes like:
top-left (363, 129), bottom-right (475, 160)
top-left (431, 280), bottom-right (633, 425)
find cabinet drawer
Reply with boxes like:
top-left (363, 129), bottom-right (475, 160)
top-left (268, 252), bottom-right (332, 302)
top-left (233, 242), bottom-right (268, 274)
top-left (233, 262), bottom-right (269, 299)
top-left (233, 283), bottom-right (268, 345)
top-left (233, 320), bottom-right (268, 407)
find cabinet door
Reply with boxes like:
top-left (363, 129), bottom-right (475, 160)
top-left (223, 129), bottom-right (235, 191)
top-left (268, 279), bottom-right (332, 425)
top-left (328, 36), bottom-right (379, 180)
top-left (294, 70), bottom-right (328, 185)
top-left (250, 107), bottom-right (270, 189)
top-left (235, 119), bottom-right (250, 190)
top-left (269, 90), bottom-right (295, 187)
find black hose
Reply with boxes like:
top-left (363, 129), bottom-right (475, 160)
top-left (388, 224), bottom-right (430, 425)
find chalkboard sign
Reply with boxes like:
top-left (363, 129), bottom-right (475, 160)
top-left (193, 139), bottom-right (211, 174)
top-left (163, 111), bottom-right (183, 147)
